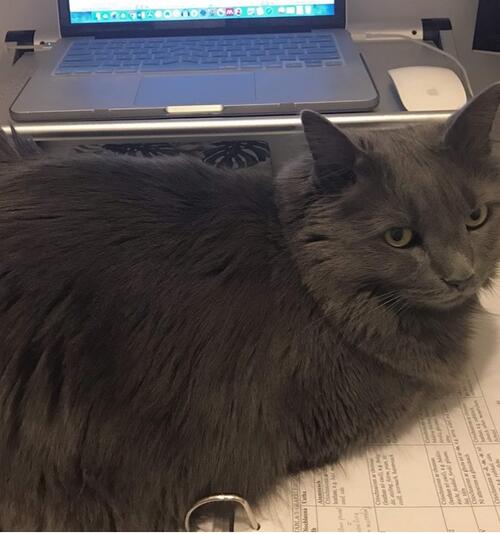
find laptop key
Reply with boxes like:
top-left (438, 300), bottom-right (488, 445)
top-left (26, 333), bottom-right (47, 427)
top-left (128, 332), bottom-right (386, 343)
top-left (70, 44), bottom-right (90, 51)
top-left (317, 46), bottom-right (340, 53)
top-left (63, 56), bottom-right (94, 64)
top-left (60, 66), bottom-right (98, 74)
top-left (55, 67), bottom-right (77, 74)
top-left (304, 59), bottom-right (323, 66)
top-left (60, 60), bottom-right (93, 67)
top-left (114, 67), bottom-right (139, 72)
top-left (192, 64), bottom-right (222, 70)
top-left (66, 49), bottom-right (93, 56)
top-left (305, 52), bottom-right (340, 60)
top-left (141, 65), bottom-right (168, 72)
top-left (121, 60), bottom-right (141, 67)
top-left (169, 63), bottom-right (210, 70)
top-left (61, 60), bottom-right (100, 67)
top-left (240, 61), bottom-right (261, 68)
top-left (155, 56), bottom-right (177, 62)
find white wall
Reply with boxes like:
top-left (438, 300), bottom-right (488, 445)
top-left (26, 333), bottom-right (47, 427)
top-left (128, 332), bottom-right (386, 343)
top-left (0, 0), bottom-right (57, 41)
top-left (349, 0), bottom-right (455, 25)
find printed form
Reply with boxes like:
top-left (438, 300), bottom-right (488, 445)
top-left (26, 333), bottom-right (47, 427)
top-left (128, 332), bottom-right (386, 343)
top-left (233, 288), bottom-right (500, 532)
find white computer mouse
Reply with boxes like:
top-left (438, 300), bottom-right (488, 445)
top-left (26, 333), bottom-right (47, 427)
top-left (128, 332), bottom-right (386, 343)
top-left (388, 66), bottom-right (467, 112)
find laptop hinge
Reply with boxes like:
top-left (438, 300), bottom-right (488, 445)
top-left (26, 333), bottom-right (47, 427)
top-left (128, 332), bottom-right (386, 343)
top-left (4, 29), bottom-right (59, 64)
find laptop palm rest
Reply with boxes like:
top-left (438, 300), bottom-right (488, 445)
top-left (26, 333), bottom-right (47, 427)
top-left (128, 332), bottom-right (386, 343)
top-left (134, 73), bottom-right (256, 107)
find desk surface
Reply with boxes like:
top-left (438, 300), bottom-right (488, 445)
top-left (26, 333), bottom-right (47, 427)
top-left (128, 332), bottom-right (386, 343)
top-left (0, 40), bottom-right (462, 142)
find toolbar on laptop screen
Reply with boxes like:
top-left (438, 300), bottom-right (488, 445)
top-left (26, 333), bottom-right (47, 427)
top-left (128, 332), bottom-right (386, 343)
top-left (68, 0), bottom-right (335, 24)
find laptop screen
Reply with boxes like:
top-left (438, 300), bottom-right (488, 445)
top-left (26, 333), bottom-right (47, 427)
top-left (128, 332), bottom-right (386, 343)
top-left (68, 1), bottom-right (336, 24)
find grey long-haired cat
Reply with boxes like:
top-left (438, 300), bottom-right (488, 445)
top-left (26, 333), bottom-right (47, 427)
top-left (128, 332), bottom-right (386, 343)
top-left (1, 83), bottom-right (500, 530)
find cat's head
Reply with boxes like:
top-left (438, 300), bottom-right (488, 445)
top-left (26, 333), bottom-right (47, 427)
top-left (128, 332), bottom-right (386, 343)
top-left (281, 83), bottom-right (500, 312)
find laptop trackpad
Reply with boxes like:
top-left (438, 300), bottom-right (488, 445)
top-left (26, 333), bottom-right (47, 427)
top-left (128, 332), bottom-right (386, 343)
top-left (134, 73), bottom-right (256, 107)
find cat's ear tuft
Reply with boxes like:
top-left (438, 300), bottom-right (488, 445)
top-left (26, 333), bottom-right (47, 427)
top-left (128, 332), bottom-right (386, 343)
top-left (442, 82), bottom-right (500, 159)
top-left (301, 110), bottom-right (362, 194)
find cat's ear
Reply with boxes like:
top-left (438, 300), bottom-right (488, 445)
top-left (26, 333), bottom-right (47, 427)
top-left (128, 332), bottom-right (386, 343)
top-left (301, 110), bottom-right (362, 194)
top-left (442, 82), bottom-right (500, 159)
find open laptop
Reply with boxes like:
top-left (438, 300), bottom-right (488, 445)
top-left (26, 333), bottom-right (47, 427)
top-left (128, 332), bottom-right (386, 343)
top-left (10, 0), bottom-right (379, 122)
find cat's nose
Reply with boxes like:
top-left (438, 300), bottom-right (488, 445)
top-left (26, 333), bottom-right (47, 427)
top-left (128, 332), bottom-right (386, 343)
top-left (441, 274), bottom-right (474, 291)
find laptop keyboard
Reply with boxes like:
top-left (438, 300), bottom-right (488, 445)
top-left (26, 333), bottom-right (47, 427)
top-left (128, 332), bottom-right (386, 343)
top-left (55, 33), bottom-right (342, 75)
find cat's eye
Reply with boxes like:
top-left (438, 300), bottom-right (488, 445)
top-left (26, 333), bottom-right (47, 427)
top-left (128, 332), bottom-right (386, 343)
top-left (384, 228), bottom-right (415, 248)
top-left (466, 205), bottom-right (488, 230)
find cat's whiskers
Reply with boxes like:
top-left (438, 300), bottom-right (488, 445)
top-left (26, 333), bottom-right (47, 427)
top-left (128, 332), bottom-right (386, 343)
top-left (331, 291), bottom-right (406, 349)
top-left (300, 289), bottom-right (399, 335)
top-left (375, 296), bottom-right (408, 322)
top-left (392, 299), bottom-right (411, 317)
top-left (382, 297), bottom-right (404, 316)
top-left (330, 290), bottom-right (405, 344)
top-left (352, 290), bottom-right (402, 321)
top-left (322, 291), bottom-right (386, 329)
top-left (372, 292), bottom-right (402, 314)
top-left (301, 285), bottom-right (413, 340)
top-left (335, 289), bottom-right (402, 330)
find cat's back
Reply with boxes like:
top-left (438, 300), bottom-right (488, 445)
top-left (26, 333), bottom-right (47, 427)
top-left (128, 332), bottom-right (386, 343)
top-left (0, 152), bottom-right (289, 369)
top-left (0, 152), bottom-right (279, 269)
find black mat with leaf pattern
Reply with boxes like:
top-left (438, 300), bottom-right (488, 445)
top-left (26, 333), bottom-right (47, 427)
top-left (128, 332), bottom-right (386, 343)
top-left (43, 140), bottom-right (272, 171)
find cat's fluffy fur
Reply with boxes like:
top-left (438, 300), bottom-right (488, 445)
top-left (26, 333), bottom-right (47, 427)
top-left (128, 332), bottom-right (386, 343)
top-left (1, 84), bottom-right (499, 530)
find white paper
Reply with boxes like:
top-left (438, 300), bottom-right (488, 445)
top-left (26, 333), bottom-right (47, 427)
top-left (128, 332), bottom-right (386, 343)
top-left (234, 287), bottom-right (500, 532)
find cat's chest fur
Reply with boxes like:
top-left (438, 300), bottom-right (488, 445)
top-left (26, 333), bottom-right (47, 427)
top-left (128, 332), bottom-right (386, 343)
top-left (278, 304), bottom-right (470, 473)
